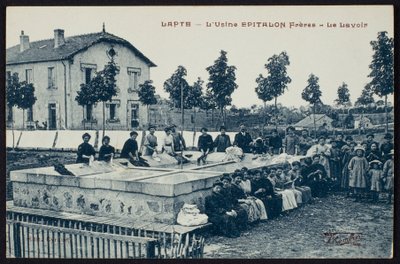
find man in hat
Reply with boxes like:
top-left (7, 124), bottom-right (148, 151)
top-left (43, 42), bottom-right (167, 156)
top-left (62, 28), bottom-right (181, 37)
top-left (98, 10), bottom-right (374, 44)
top-left (380, 133), bottom-right (394, 162)
top-left (205, 180), bottom-right (240, 238)
top-left (76, 132), bottom-right (96, 164)
top-left (283, 126), bottom-right (299, 155)
top-left (98, 136), bottom-right (115, 162)
top-left (170, 124), bottom-right (186, 152)
top-left (143, 125), bottom-right (158, 156)
top-left (214, 126), bottom-right (231, 152)
top-left (233, 124), bottom-right (253, 153)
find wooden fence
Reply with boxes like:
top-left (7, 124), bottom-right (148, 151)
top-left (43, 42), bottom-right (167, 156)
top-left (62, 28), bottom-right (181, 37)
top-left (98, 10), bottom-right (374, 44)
top-left (6, 210), bottom-right (205, 259)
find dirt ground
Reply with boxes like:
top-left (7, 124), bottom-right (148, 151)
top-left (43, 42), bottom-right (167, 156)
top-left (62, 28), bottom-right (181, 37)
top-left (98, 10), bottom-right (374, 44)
top-left (6, 150), bottom-right (394, 259)
top-left (203, 194), bottom-right (393, 258)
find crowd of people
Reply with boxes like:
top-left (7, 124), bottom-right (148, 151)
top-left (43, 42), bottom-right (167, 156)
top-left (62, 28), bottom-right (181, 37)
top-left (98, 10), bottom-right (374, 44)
top-left (75, 124), bottom-right (394, 238)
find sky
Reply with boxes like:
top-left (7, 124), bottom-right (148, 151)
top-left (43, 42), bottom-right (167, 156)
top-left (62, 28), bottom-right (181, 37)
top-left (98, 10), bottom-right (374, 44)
top-left (6, 6), bottom-right (394, 108)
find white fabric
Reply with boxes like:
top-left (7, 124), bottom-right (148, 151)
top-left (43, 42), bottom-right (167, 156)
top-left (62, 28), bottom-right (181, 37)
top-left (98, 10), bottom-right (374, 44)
top-left (177, 203), bottom-right (208, 226)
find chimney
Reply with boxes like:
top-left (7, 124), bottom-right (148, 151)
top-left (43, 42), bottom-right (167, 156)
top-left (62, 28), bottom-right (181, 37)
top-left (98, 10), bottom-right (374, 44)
top-left (54, 29), bottom-right (65, 48)
top-left (19, 30), bottom-right (30, 52)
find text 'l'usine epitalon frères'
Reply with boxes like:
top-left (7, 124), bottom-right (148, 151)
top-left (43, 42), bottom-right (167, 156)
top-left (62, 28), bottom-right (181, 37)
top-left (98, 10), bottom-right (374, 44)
top-left (161, 21), bottom-right (368, 29)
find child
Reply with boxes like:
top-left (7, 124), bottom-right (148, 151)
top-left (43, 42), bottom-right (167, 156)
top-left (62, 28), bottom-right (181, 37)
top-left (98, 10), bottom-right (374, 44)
top-left (382, 150), bottom-right (394, 204)
top-left (368, 160), bottom-right (383, 203)
top-left (329, 140), bottom-right (342, 189)
top-left (348, 146), bottom-right (369, 202)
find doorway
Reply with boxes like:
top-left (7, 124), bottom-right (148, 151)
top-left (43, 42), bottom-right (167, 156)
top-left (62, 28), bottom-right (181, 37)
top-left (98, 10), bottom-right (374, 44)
top-left (48, 103), bottom-right (57, 130)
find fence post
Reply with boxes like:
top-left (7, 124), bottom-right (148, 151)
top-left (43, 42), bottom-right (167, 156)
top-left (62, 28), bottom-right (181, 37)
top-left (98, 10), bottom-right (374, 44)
top-left (13, 222), bottom-right (22, 258)
top-left (146, 241), bottom-right (156, 259)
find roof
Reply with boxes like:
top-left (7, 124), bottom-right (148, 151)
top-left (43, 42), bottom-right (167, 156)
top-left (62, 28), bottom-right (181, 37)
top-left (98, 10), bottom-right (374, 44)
top-left (294, 114), bottom-right (333, 128)
top-left (6, 31), bottom-right (156, 67)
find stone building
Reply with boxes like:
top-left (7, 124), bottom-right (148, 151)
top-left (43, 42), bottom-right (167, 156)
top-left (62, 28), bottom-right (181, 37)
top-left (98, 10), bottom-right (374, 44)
top-left (6, 27), bottom-right (156, 130)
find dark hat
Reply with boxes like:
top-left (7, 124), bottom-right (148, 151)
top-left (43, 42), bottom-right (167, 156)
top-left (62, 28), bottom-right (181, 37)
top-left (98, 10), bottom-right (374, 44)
top-left (384, 133), bottom-right (393, 140)
top-left (234, 169), bottom-right (241, 173)
top-left (164, 127), bottom-right (171, 132)
top-left (366, 133), bottom-right (375, 138)
top-left (233, 172), bottom-right (243, 179)
top-left (102, 136), bottom-right (110, 142)
top-left (82, 132), bottom-right (91, 139)
top-left (286, 126), bottom-right (295, 132)
top-left (170, 124), bottom-right (177, 128)
top-left (130, 131), bottom-right (138, 136)
top-left (212, 180), bottom-right (223, 188)
top-left (219, 126), bottom-right (226, 131)
top-left (345, 136), bottom-right (353, 141)
top-left (220, 173), bottom-right (232, 182)
top-left (241, 167), bottom-right (248, 172)
top-left (200, 127), bottom-right (208, 132)
top-left (148, 125), bottom-right (156, 130)
top-left (291, 161), bottom-right (301, 167)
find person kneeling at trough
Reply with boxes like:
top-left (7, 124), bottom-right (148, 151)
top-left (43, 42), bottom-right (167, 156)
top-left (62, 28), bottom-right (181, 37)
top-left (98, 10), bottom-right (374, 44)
top-left (120, 131), bottom-right (149, 167)
top-left (76, 132), bottom-right (96, 165)
top-left (98, 136), bottom-right (115, 162)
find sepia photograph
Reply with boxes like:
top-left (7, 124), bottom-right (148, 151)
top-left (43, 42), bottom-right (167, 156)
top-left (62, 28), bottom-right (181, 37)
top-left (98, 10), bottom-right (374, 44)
top-left (5, 5), bottom-right (395, 259)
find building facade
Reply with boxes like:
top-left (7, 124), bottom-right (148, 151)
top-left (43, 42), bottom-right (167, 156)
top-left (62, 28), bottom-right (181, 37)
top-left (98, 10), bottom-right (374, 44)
top-left (6, 28), bottom-right (156, 130)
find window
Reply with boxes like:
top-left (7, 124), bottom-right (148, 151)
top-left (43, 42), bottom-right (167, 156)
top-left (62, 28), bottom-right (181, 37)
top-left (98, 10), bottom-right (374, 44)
top-left (27, 106), bottom-right (33, 122)
top-left (110, 104), bottom-right (116, 120)
top-left (106, 100), bottom-right (120, 122)
top-left (86, 104), bottom-right (93, 121)
top-left (48, 67), bottom-right (55, 88)
top-left (85, 68), bottom-right (92, 84)
top-left (25, 69), bottom-right (33, 84)
top-left (80, 63), bottom-right (97, 84)
top-left (127, 67), bottom-right (141, 92)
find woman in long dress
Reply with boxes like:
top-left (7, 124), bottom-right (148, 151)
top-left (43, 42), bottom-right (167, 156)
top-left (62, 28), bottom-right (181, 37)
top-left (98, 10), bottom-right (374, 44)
top-left (162, 127), bottom-right (175, 155)
top-left (271, 168), bottom-right (298, 211)
top-left (231, 172), bottom-right (268, 222)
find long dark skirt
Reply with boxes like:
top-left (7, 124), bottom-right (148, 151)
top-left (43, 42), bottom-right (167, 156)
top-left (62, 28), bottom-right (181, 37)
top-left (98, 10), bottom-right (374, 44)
top-left (261, 194), bottom-right (283, 219)
top-left (341, 162), bottom-right (350, 190)
top-left (208, 214), bottom-right (239, 237)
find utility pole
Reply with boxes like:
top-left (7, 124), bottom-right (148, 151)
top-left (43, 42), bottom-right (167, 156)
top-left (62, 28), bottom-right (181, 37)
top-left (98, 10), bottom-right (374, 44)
top-left (180, 82), bottom-right (184, 169)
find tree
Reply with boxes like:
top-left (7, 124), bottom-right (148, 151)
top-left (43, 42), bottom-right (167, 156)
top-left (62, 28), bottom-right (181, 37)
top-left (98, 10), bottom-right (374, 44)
top-left (368, 31), bottom-right (394, 133)
top-left (334, 82), bottom-right (351, 114)
top-left (255, 51), bottom-right (292, 131)
top-left (164, 66), bottom-right (190, 130)
top-left (302, 74), bottom-right (322, 138)
top-left (206, 50), bottom-right (238, 125)
top-left (76, 57), bottom-right (119, 137)
top-left (199, 90), bottom-right (217, 129)
top-left (187, 77), bottom-right (204, 131)
top-left (76, 82), bottom-right (98, 129)
top-left (6, 73), bottom-right (21, 149)
top-left (17, 81), bottom-right (37, 129)
top-left (355, 84), bottom-right (375, 109)
top-left (138, 80), bottom-right (158, 126)
top-left (355, 84), bottom-right (375, 134)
